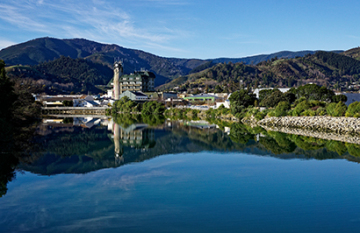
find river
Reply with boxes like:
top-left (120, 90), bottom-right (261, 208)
top-left (1, 115), bottom-right (360, 232)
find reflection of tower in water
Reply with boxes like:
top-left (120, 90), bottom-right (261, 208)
top-left (120, 124), bottom-right (155, 149)
top-left (113, 123), bottom-right (124, 165)
top-left (112, 122), bottom-right (156, 164)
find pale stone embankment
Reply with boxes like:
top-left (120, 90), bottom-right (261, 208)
top-left (257, 116), bottom-right (360, 135)
top-left (241, 116), bottom-right (360, 145)
top-left (260, 125), bottom-right (360, 145)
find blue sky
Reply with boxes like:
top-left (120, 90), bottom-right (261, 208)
top-left (0, 0), bottom-right (359, 59)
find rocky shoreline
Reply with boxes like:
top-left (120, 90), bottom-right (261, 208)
top-left (260, 125), bottom-right (360, 145)
top-left (256, 116), bottom-right (360, 135)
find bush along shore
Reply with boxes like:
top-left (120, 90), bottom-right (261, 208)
top-left (164, 105), bottom-right (238, 122)
top-left (230, 84), bottom-right (360, 135)
top-left (109, 84), bottom-right (360, 136)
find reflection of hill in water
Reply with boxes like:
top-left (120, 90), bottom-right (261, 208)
top-left (19, 120), bottom-right (360, 176)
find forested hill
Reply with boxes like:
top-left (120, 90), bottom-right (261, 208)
top-left (342, 47), bottom-right (360, 60)
top-left (0, 37), bottom-right (206, 86)
top-left (6, 56), bottom-right (113, 94)
top-left (159, 51), bottom-right (360, 92)
top-left (0, 37), bottom-right (340, 87)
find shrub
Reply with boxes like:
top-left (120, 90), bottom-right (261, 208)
top-left (345, 101), bottom-right (360, 117)
top-left (259, 90), bottom-right (286, 108)
top-left (332, 94), bottom-right (347, 103)
top-left (268, 110), bottom-right (276, 117)
top-left (254, 111), bottom-right (268, 120)
top-left (333, 102), bottom-right (347, 117)
top-left (275, 101), bottom-right (290, 117)
top-left (294, 97), bottom-right (306, 106)
top-left (316, 107), bottom-right (326, 116)
top-left (326, 103), bottom-right (337, 116)
top-left (326, 102), bottom-right (347, 117)
top-left (301, 109), bottom-right (316, 116)
top-left (293, 100), bottom-right (310, 116)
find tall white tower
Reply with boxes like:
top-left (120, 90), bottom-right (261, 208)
top-left (113, 60), bottom-right (123, 100)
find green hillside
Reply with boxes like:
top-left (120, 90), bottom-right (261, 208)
top-left (343, 47), bottom-right (360, 60)
top-left (6, 56), bottom-right (113, 94)
top-left (0, 37), bottom-right (206, 86)
top-left (159, 51), bottom-right (360, 92)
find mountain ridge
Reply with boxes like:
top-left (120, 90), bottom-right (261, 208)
top-left (1, 37), bottom-right (346, 87)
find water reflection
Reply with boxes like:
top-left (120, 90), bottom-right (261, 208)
top-left (3, 114), bottom-right (360, 198)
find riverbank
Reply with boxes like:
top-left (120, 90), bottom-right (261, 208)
top-left (254, 116), bottom-right (360, 135)
top-left (260, 124), bottom-right (360, 145)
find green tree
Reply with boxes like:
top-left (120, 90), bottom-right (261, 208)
top-left (292, 84), bottom-right (334, 102)
top-left (229, 90), bottom-right (257, 116)
top-left (260, 89), bottom-right (286, 108)
top-left (214, 85), bottom-right (223, 93)
top-left (333, 101), bottom-right (347, 117)
top-left (275, 101), bottom-right (291, 117)
top-left (293, 100), bottom-right (310, 116)
top-left (0, 60), bottom-right (17, 120)
top-left (346, 101), bottom-right (360, 117)
top-left (332, 94), bottom-right (347, 103)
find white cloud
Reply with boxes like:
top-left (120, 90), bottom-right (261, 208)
top-left (0, 3), bottom-right (48, 32)
top-left (0, 0), bottom-right (190, 55)
top-left (0, 39), bottom-right (16, 50)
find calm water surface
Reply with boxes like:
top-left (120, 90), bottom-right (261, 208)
top-left (1, 116), bottom-right (360, 232)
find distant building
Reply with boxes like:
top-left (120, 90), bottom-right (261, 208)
top-left (120, 71), bottom-right (155, 94)
top-left (119, 90), bottom-right (149, 101)
top-left (183, 93), bottom-right (219, 103)
top-left (40, 96), bottom-right (76, 107)
top-left (73, 95), bottom-right (100, 107)
top-left (215, 93), bottom-right (232, 109)
top-left (253, 88), bottom-right (291, 99)
top-left (143, 92), bottom-right (178, 100)
top-left (109, 70), bottom-right (156, 99)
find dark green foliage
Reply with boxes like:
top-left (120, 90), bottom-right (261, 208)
top-left (288, 135), bottom-right (325, 151)
top-left (254, 110), bottom-right (268, 120)
top-left (142, 101), bottom-right (165, 115)
top-left (315, 51), bottom-right (360, 75)
top-left (259, 135), bottom-right (296, 154)
top-left (229, 124), bottom-right (255, 144)
top-left (292, 100), bottom-right (310, 116)
top-left (0, 60), bottom-right (17, 120)
top-left (284, 92), bottom-right (296, 104)
top-left (334, 102), bottom-right (347, 117)
top-left (346, 101), bottom-right (360, 117)
top-left (275, 101), bottom-right (291, 117)
top-left (112, 97), bottom-right (165, 115)
top-left (326, 140), bottom-right (347, 156)
top-left (229, 90), bottom-right (257, 116)
top-left (326, 103), bottom-right (337, 116)
top-left (189, 61), bottom-right (215, 74)
top-left (112, 97), bottom-right (138, 114)
top-left (332, 94), bottom-right (347, 103)
top-left (0, 60), bottom-right (41, 198)
top-left (34, 56), bottom-right (113, 93)
top-left (142, 114), bottom-right (165, 126)
top-left (214, 85), bottom-right (223, 93)
top-left (346, 143), bottom-right (360, 157)
top-left (291, 84), bottom-right (334, 102)
top-left (326, 102), bottom-right (347, 117)
top-left (259, 89), bottom-right (276, 103)
top-left (260, 89), bottom-right (286, 108)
